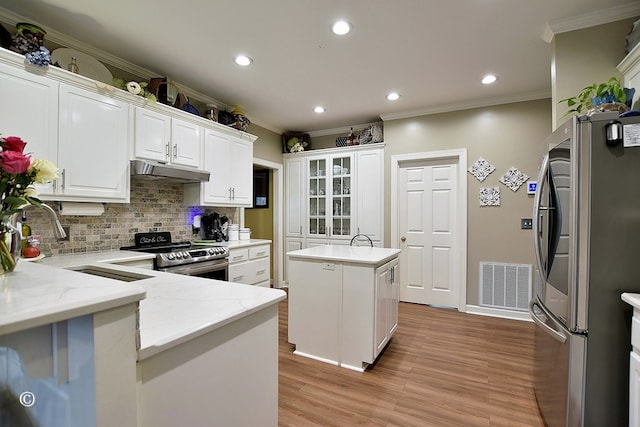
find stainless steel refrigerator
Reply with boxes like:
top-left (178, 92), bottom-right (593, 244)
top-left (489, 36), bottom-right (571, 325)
top-left (530, 112), bottom-right (640, 426)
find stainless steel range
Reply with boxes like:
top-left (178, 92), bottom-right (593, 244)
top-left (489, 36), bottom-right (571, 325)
top-left (121, 232), bottom-right (229, 280)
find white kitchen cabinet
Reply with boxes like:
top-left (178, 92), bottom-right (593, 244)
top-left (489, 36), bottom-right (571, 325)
top-left (356, 148), bottom-right (384, 242)
top-left (0, 61), bottom-right (59, 196)
top-left (284, 145), bottom-right (384, 251)
top-left (622, 293), bottom-right (640, 426)
top-left (55, 83), bottom-right (130, 202)
top-left (285, 156), bottom-right (304, 238)
top-left (306, 152), bottom-right (354, 242)
top-left (228, 242), bottom-right (271, 287)
top-left (134, 107), bottom-right (202, 168)
top-left (375, 257), bottom-right (399, 354)
top-left (288, 245), bottom-right (401, 371)
top-left (184, 128), bottom-right (254, 207)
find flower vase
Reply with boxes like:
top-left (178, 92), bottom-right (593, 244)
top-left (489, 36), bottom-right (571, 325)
top-left (0, 213), bottom-right (22, 274)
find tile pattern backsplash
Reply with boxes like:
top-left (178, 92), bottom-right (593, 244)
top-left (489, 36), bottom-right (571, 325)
top-left (25, 180), bottom-right (238, 256)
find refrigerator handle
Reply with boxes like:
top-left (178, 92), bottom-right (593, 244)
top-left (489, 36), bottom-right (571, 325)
top-left (528, 299), bottom-right (567, 344)
top-left (532, 154), bottom-right (549, 279)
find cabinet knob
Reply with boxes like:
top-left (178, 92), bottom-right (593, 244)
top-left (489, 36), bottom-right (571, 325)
top-left (401, 236), bottom-right (406, 242)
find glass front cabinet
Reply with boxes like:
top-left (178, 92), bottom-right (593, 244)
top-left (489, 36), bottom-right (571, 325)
top-left (307, 153), bottom-right (353, 240)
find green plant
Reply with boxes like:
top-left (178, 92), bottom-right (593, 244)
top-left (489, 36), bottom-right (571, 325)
top-left (559, 76), bottom-right (627, 115)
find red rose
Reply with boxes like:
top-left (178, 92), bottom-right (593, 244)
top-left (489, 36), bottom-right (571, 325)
top-left (0, 151), bottom-right (31, 174)
top-left (2, 136), bottom-right (27, 153)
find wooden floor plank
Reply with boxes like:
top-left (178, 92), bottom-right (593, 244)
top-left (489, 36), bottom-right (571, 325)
top-left (278, 297), bottom-right (545, 426)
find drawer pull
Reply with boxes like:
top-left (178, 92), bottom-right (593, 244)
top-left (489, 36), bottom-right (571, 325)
top-left (232, 256), bottom-right (244, 261)
top-left (257, 269), bottom-right (266, 275)
top-left (256, 251), bottom-right (266, 256)
top-left (233, 275), bottom-right (244, 281)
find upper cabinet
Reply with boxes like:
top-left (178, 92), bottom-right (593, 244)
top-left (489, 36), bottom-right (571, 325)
top-left (0, 61), bottom-right (58, 196)
top-left (134, 107), bottom-right (202, 168)
top-left (183, 128), bottom-right (255, 207)
top-left (56, 83), bottom-right (130, 201)
top-left (0, 56), bottom-right (130, 203)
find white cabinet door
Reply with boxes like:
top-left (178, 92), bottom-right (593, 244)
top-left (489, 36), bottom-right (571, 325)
top-left (201, 129), bottom-right (232, 204)
top-left (229, 137), bottom-right (252, 205)
top-left (374, 257), bottom-right (399, 356)
top-left (0, 62), bottom-right (58, 196)
top-left (285, 157), bottom-right (304, 237)
top-left (356, 148), bottom-right (383, 242)
top-left (134, 107), bottom-right (170, 163)
top-left (186, 129), bottom-right (252, 206)
top-left (170, 118), bottom-right (201, 168)
top-left (58, 83), bottom-right (130, 201)
top-left (134, 108), bottom-right (202, 168)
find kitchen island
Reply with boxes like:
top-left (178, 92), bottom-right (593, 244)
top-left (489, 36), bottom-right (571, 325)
top-left (287, 245), bottom-right (401, 371)
top-left (3, 251), bottom-right (286, 427)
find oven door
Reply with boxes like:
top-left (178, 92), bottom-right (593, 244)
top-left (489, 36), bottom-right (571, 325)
top-left (157, 259), bottom-right (228, 280)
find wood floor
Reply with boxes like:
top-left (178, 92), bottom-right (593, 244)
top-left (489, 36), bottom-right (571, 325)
top-left (278, 297), bottom-right (545, 426)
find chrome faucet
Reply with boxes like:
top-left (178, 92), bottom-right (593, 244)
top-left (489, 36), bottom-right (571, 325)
top-left (20, 203), bottom-right (67, 241)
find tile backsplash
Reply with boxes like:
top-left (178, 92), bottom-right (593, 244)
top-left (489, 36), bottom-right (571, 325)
top-left (25, 180), bottom-right (238, 256)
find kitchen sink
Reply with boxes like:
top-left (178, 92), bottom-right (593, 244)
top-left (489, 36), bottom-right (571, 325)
top-left (66, 265), bottom-right (153, 282)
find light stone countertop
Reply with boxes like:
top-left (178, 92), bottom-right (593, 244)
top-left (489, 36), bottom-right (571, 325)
top-left (287, 245), bottom-right (401, 265)
top-left (11, 249), bottom-right (286, 360)
top-left (622, 293), bottom-right (640, 309)
top-left (0, 261), bottom-right (146, 336)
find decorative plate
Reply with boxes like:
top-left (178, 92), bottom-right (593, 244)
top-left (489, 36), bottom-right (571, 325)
top-left (51, 48), bottom-right (113, 84)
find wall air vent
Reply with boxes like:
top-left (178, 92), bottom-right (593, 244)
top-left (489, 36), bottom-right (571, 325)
top-left (480, 262), bottom-right (531, 312)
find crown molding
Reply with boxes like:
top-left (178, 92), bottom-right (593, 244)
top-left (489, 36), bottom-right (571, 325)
top-left (543, 2), bottom-right (640, 43)
top-left (378, 90), bottom-right (550, 122)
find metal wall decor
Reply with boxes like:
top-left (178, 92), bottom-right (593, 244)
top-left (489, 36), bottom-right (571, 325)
top-left (479, 187), bottom-right (500, 206)
top-left (468, 157), bottom-right (496, 182)
top-left (499, 167), bottom-right (529, 192)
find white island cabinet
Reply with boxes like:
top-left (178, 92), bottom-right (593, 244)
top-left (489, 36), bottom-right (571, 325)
top-left (287, 245), bottom-right (401, 372)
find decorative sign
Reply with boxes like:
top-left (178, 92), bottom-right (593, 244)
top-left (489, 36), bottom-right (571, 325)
top-left (468, 157), bottom-right (496, 182)
top-left (479, 187), bottom-right (500, 206)
top-left (499, 167), bottom-right (529, 192)
top-left (527, 181), bottom-right (537, 195)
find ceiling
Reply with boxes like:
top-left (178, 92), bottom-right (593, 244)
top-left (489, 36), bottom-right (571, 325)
top-left (1, 1), bottom-right (640, 135)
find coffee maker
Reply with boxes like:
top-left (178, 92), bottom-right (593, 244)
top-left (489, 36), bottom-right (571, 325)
top-left (198, 212), bottom-right (229, 241)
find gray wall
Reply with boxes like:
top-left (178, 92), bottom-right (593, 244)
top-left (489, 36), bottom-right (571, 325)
top-left (384, 99), bottom-right (551, 306)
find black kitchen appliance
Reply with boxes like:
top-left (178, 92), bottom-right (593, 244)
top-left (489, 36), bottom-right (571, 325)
top-left (121, 232), bottom-right (228, 279)
top-left (199, 213), bottom-right (229, 241)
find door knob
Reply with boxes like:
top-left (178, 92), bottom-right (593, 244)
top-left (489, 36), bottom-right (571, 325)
top-left (401, 236), bottom-right (406, 242)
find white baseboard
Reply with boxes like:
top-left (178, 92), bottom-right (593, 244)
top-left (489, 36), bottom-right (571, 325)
top-left (465, 304), bottom-right (532, 322)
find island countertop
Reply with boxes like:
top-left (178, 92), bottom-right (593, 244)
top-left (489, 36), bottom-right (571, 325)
top-left (287, 245), bottom-right (401, 265)
top-left (29, 250), bottom-right (287, 360)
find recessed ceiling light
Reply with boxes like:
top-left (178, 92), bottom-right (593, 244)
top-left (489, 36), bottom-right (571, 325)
top-left (234, 55), bottom-right (253, 66)
top-left (332, 20), bottom-right (351, 35)
top-left (482, 74), bottom-right (498, 85)
top-left (386, 92), bottom-right (400, 101)
top-left (313, 106), bottom-right (326, 114)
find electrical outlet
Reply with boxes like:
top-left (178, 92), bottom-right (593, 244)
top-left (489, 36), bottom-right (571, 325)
top-left (61, 226), bottom-right (70, 241)
top-left (521, 218), bottom-right (532, 230)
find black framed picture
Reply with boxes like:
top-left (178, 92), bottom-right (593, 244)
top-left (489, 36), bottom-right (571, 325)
top-left (253, 169), bottom-right (269, 208)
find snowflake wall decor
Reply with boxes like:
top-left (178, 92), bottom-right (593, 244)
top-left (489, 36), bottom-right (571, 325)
top-left (479, 187), bottom-right (500, 206)
top-left (468, 157), bottom-right (496, 182)
top-left (499, 167), bottom-right (529, 192)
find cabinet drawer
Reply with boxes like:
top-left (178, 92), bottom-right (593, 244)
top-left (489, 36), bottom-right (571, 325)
top-left (249, 244), bottom-right (270, 260)
top-left (632, 311), bottom-right (640, 351)
top-left (229, 258), bottom-right (270, 285)
top-left (228, 248), bottom-right (249, 264)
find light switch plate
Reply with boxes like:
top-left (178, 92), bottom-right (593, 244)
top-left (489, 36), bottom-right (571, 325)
top-left (521, 218), bottom-right (532, 230)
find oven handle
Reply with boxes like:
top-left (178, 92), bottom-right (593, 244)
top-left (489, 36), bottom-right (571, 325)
top-left (158, 260), bottom-right (228, 276)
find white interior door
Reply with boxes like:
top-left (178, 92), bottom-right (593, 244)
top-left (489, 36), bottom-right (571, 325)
top-left (398, 158), bottom-right (459, 307)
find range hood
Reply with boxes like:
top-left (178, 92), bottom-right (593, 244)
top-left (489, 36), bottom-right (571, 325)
top-left (130, 159), bottom-right (210, 183)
